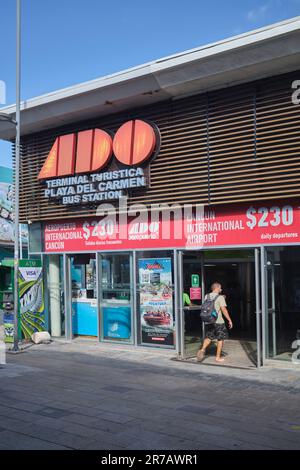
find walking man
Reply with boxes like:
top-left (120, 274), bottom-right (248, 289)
top-left (197, 282), bottom-right (233, 363)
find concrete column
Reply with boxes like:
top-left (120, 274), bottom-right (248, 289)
top-left (49, 255), bottom-right (61, 337)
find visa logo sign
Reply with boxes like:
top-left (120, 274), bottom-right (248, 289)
top-left (25, 270), bottom-right (36, 276)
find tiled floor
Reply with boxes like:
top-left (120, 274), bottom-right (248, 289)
top-left (184, 339), bottom-right (257, 369)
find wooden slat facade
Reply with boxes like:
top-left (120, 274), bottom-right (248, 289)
top-left (17, 70), bottom-right (300, 223)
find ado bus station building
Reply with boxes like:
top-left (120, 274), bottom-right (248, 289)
top-left (1, 17), bottom-right (300, 368)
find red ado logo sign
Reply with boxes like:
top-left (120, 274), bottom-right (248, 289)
top-left (38, 119), bottom-right (159, 180)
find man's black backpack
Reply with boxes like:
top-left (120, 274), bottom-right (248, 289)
top-left (200, 294), bottom-right (219, 324)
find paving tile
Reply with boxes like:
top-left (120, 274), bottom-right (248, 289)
top-left (177, 404), bottom-right (214, 415)
top-left (35, 406), bottom-right (73, 419)
top-left (100, 412), bottom-right (136, 424)
top-left (34, 415), bottom-right (71, 431)
top-left (102, 385), bottom-right (133, 393)
top-left (60, 413), bottom-right (101, 426)
top-left (0, 430), bottom-right (69, 450)
top-left (117, 428), bottom-right (199, 450)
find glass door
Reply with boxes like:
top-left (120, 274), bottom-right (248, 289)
top-left (70, 254), bottom-right (98, 338)
top-left (263, 246), bottom-right (300, 365)
top-left (178, 250), bottom-right (205, 358)
top-left (99, 253), bottom-right (133, 343)
top-left (264, 248), bottom-right (278, 360)
top-left (178, 248), bottom-right (262, 367)
top-left (46, 254), bottom-right (66, 338)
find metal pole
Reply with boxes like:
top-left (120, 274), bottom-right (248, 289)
top-left (178, 250), bottom-right (184, 358)
top-left (271, 263), bottom-right (277, 357)
top-left (173, 249), bottom-right (179, 355)
top-left (63, 254), bottom-right (72, 341)
top-left (19, 224), bottom-right (23, 259)
top-left (255, 248), bottom-right (261, 368)
top-left (260, 246), bottom-right (266, 365)
top-left (132, 251), bottom-right (138, 346)
top-left (96, 252), bottom-right (101, 341)
top-left (201, 251), bottom-right (205, 341)
top-left (13, 0), bottom-right (21, 351)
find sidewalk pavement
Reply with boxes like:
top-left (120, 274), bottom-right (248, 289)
top-left (0, 339), bottom-right (299, 450)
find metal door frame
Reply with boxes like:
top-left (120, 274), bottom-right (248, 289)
top-left (177, 249), bottom-right (206, 359)
top-left (177, 250), bottom-right (184, 357)
top-left (261, 246), bottom-right (278, 365)
top-left (98, 251), bottom-right (134, 344)
top-left (65, 253), bottom-right (100, 341)
top-left (63, 253), bottom-right (73, 341)
top-left (255, 248), bottom-right (262, 367)
top-left (177, 247), bottom-right (263, 367)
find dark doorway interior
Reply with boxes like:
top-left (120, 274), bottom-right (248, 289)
top-left (204, 259), bottom-right (256, 341)
top-left (182, 249), bottom-right (257, 368)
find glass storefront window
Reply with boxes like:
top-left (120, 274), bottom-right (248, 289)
top-left (100, 254), bottom-right (132, 343)
top-left (136, 251), bottom-right (175, 348)
top-left (28, 222), bottom-right (42, 254)
top-left (181, 251), bottom-right (204, 358)
top-left (71, 254), bottom-right (98, 337)
top-left (46, 254), bottom-right (65, 337)
top-left (101, 254), bottom-right (131, 301)
top-left (266, 246), bottom-right (300, 364)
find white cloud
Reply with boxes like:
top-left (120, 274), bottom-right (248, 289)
top-left (247, 3), bottom-right (269, 22)
top-left (231, 27), bottom-right (243, 35)
top-left (246, 0), bottom-right (300, 22)
top-left (0, 81), bottom-right (6, 105)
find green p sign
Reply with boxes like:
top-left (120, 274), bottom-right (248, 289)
top-left (191, 274), bottom-right (200, 288)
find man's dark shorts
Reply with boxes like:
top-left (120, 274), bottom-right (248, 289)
top-left (205, 323), bottom-right (228, 341)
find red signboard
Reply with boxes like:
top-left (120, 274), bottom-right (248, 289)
top-left (44, 200), bottom-right (300, 252)
top-left (38, 119), bottom-right (157, 180)
top-left (190, 287), bottom-right (202, 300)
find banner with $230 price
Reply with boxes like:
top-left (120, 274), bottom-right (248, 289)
top-left (43, 200), bottom-right (300, 252)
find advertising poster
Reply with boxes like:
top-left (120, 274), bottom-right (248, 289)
top-left (0, 167), bottom-right (28, 245)
top-left (103, 306), bottom-right (131, 340)
top-left (0, 175), bottom-right (14, 243)
top-left (3, 311), bottom-right (14, 343)
top-left (138, 258), bottom-right (174, 346)
top-left (18, 260), bottom-right (45, 339)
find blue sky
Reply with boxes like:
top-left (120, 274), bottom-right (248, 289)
top-left (1, 0), bottom-right (300, 167)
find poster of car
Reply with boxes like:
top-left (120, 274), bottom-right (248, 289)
top-left (138, 258), bottom-right (174, 346)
